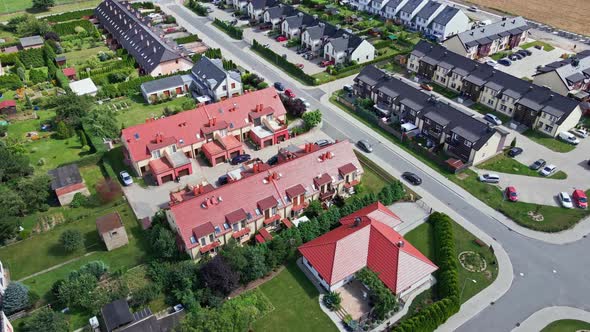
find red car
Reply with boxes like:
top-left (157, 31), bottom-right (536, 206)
top-left (284, 89), bottom-right (296, 98)
top-left (572, 189), bottom-right (588, 209)
top-left (296, 63), bottom-right (304, 68)
top-left (276, 35), bottom-right (288, 42)
top-left (420, 83), bottom-right (433, 91)
top-left (505, 186), bottom-right (518, 202)
top-left (320, 60), bottom-right (334, 67)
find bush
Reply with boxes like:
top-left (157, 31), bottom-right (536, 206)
top-left (0, 74), bottom-right (23, 90)
top-left (213, 18), bottom-right (243, 40)
top-left (53, 19), bottom-right (97, 36)
top-left (70, 192), bottom-right (89, 208)
top-left (323, 291), bottom-right (342, 311)
top-left (302, 109), bottom-right (322, 129)
top-left (174, 34), bottom-right (200, 44)
top-left (252, 39), bottom-right (316, 85)
top-left (45, 9), bottom-right (94, 23)
top-left (29, 68), bottom-right (47, 84)
top-left (356, 268), bottom-right (397, 319)
top-left (21, 307), bottom-right (69, 332)
top-left (60, 229), bottom-right (84, 252)
top-left (3, 282), bottom-right (30, 314)
top-left (19, 47), bottom-right (45, 68)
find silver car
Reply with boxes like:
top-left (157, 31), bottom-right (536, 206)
top-left (120, 171), bottom-right (133, 186)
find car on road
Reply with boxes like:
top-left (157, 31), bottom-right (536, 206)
top-left (357, 139), bottom-right (373, 153)
top-left (274, 82), bottom-right (285, 91)
top-left (485, 59), bottom-right (497, 67)
top-left (320, 60), bottom-right (335, 67)
top-left (530, 159), bottom-right (546, 170)
top-left (558, 192), bottom-right (574, 208)
top-left (173, 304), bottom-right (184, 313)
top-left (571, 128), bottom-right (588, 138)
top-left (402, 172), bottom-right (422, 185)
top-left (507, 147), bottom-right (523, 157)
top-left (498, 58), bottom-right (512, 66)
top-left (484, 113), bottom-right (502, 125)
top-left (478, 173), bottom-right (500, 183)
top-left (230, 154), bottom-right (251, 165)
top-left (343, 85), bottom-right (353, 93)
top-left (119, 171), bottom-right (133, 186)
top-left (284, 89), bottom-right (296, 98)
top-left (468, 5), bottom-right (478, 12)
top-left (296, 97), bottom-right (311, 108)
top-left (267, 155), bottom-right (278, 166)
top-left (420, 83), bottom-right (433, 91)
top-left (572, 189), bottom-right (588, 209)
top-left (505, 186), bottom-right (518, 202)
top-left (558, 131), bottom-right (580, 145)
top-left (276, 35), bottom-right (287, 42)
top-left (314, 139), bottom-right (332, 147)
top-left (539, 164), bottom-right (557, 176)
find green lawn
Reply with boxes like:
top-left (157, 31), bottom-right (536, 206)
top-left (541, 319), bottom-right (590, 332)
top-left (521, 41), bottom-right (555, 52)
top-left (470, 103), bottom-right (512, 124)
top-left (0, 0), bottom-right (99, 20)
top-left (449, 170), bottom-right (590, 232)
top-left (491, 51), bottom-right (513, 61)
top-left (523, 129), bottom-right (576, 153)
top-left (64, 45), bottom-right (110, 67)
top-left (478, 153), bottom-right (567, 179)
top-left (111, 95), bottom-right (192, 128)
top-left (432, 83), bottom-right (459, 99)
top-left (252, 261), bottom-right (337, 332)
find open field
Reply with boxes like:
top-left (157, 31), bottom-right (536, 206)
top-left (463, 0), bottom-right (590, 36)
top-left (0, 0), bottom-right (99, 22)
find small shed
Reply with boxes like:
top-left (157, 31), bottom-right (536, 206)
top-left (19, 35), bottom-right (44, 50)
top-left (96, 212), bottom-right (129, 251)
top-left (62, 67), bottom-right (76, 80)
top-left (0, 100), bottom-right (17, 116)
top-left (55, 55), bottom-right (66, 66)
top-left (69, 78), bottom-right (98, 96)
top-left (48, 164), bottom-right (90, 206)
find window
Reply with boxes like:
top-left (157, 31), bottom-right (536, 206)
top-left (209, 234), bottom-right (214, 242)
top-left (500, 104), bottom-right (507, 111)
top-left (231, 83), bottom-right (236, 89)
top-left (200, 237), bottom-right (206, 246)
top-left (190, 236), bottom-right (197, 244)
top-left (487, 99), bottom-right (494, 106)
top-left (152, 150), bottom-right (161, 159)
top-left (233, 223), bottom-right (239, 231)
top-left (544, 124), bottom-right (553, 132)
top-left (222, 85), bottom-right (227, 91)
top-left (214, 226), bottom-right (221, 234)
top-left (464, 140), bottom-right (472, 148)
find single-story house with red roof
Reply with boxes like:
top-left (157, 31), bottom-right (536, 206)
top-left (62, 67), bottom-right (76, 80)
top-left (48, 164), bottom-right (90, 206)
top-left (0, 100), bottom-right (16, 116)
top-left (299, 203), bottom-right (437, 298)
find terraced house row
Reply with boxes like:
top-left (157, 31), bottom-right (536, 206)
top-left (165, 140), bottom-right (364, 259)
top-left (408, 41), bottom-right (582, 137)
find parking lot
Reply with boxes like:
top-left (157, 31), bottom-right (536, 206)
top-left (489, 40), bottom-right (569, 79)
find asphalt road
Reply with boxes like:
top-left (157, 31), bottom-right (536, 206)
top-left (161, 2), bottom-right (590, 330)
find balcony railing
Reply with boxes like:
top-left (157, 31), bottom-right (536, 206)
top-left (319, 188), bottom-right (336, 201)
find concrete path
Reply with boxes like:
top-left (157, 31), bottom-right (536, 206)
top-left (512, 306), bottom-right (590, 332)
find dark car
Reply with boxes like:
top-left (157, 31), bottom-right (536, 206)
top-left (498, 58), bottom-right (512, 66)
top-left (507, 147), bottom-right (523, 157)
top-left (230, 154), bottom-right (251, 165)
top-left (516, 50), bottom-right (529, 57)
top-left (218, 174), bottom-right (229, 186)
top-left (259, 22), bottom-right (272, 30)
top-left (530, 158), bottom-right (546, 170)
top-left (273, 82), bottom-right (285, 91)
top-left (357, 139), bottom-right (373, 153)
top-left (509, 54), bottom-right (519, 61)
top-left (521, 49), bottom-right (532, 55)
top-left (402, 172), bottom-right (422, 185)
top-left (267, 155), bottom-right (278, 166)
top-left (314, 139), bottom-right (331, 147)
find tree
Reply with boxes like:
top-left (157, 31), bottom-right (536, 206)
top-left (302, 110), bottom-right (322, 129)
top-left (55, 121), bottom-right (72, 139)
top-left (57, 272), bottom-right (98, 310)
top-left (32, 0), bottom-right (56, 9)
top-left (21, 307), bottom-right (68, 332)
top-left (304, 200), bottom-right (322, 218)
top-left (60, 229), bottom-right (83, 252)
top-left (77, 260), bottom-right (108, 279)
top-left (3, 282), bottom-right (30, 315)
top-left (49, 93), bottom-right (93, 128)
top-left (0, 215), bottom-right (19, 244)
top-left (0, 186), bottom-right (26, 216)
top-left (148, 224), bottom-right (177, 260)
top-left (283, 97), bottom-right (307, 117)
top-left (83, 110), bottom-right (120, 139)
top-left (199, 256), bottom-right (240, 296)
top-left (323, 291), bottom-right (342, 310)
top-left (510, 138), bottom-right (517, 147)
top-left (13, 174), bottom-right (51, 213)
top-left (15, 15), bottom-right (52, 37)
top-left (241, 246), bottom-right (269, 282)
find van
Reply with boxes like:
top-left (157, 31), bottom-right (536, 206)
top-left (572, 189), bottom-right (588, 209)
top-left (558, 131), bottom-right (580, 145)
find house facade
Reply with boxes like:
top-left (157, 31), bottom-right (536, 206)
top-left (94, 0), bottom-right (193, 77)
top-left (141, 74), bottom-right (193, 104)
top-left (324, 35), bottom-right (375, 65)
top-left (96, 212), bottom-right (129, 251)
top-left (247, 0), bottom-right (279, 22)
top-left (533, 50), bottom-right (590, 98)
top-left (121, 88), bottom-right (290, 184)
top-left (263, 4), bottom-right (296, 29)
top-left (428, 6), bottom-right (470, 41)
top-left (299, 202), bottom-right (437, 298)
top-left (354, 65), bottom-right (511, 165)
top-left (408, 41), bottom-right (582, 137)
top-left (166, 140), bottom-right (364, 260)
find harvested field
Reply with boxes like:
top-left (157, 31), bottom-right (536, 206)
top-left (464, 0), bottom-right (590, 36)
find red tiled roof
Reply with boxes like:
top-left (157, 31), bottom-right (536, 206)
top-left (148, 158), bottom-right (173, 175)
top-left (314, 173), bottom-right (332, 187)
top-left (263, 214), bottom-right (280, 225)
top-left (199, 241), bottom-right (220, 253)
top-left (219, 135), bottom-right (242, 150)
top-left (338, 163), bottom-right (357, 176)
top-left (298, 203), bottom-right (436, 294)
top-left (193, 221), bottom-right (215, 238)
top-left (341, 202), bottom-right (403, 229)
top-left (147, 136), bottom-right (177, 152)
top-left (0, 100), bottom-right (16, 108)
top-left (170, 140), bottom-right (363, 249)
top-left (291, 202), bottom-right (308, 212)
top-left (344, 180), bottom-right (360, 189)
top-left (202, 140), bottom-right (225, 156)
top-left (96, 212), bottom-right (123, 234)
top-left (121, 88), bottom-right (287, 163)
top-left (257, 195), bottom-right (278, 211)
top-left (281, 218), bottom-right (294, 228)
top-left (225, 208), bottom-right (247, 224)
top-left (255, 234), bottom-right (266, 244)
top-left (232, 227), bottom-right (250, 239)
top-left (285, 184), bottom-right (306, 199)
top-left (62, 67), bottom-right (76, 77)
top-left (259, 228), bottom-right (273, 241)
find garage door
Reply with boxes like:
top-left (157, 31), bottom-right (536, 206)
top-left (215, 156), bottom-right (226, 164)
top-left (230, 151), bottom-right (240, 159)
top-left (161, 174), bottom-right (174, 184)
top-left (178, 169), bottom-right (190, 177)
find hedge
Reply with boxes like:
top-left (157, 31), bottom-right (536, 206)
top-left (174, 34), bottom-right (201, 44)
top-left (355, 268), bottom-right (397, 320)
top-left (213, 18), bottom-right (243, 40)
top-left (53, 19), bottom-right (97, 36)
top-left (373, 40), bottom-right (391, 50)
top-left (252, 39), bottom-right (316, 85)
top-left (0, 74), bottom-right (23, 90)
top-left (0, 52), bottom-right (18, 66)
top-left (19, 48), bottom-right (46, 68)
top-left (44, 9), bottom-right (95, 23)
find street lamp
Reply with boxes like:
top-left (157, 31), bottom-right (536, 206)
top-left (459, 278), bottom-right (477, 303)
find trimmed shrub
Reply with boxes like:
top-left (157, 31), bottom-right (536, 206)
top-left (53, 19), bottom-right (97, 36)
top-left (45, 9), bottom-right (94, 23)
top-left (19, 48), bottom-right (45, 68)
top-left (252, 39), bottom-right (316, 85)
top-left (174, 34), bottom-right (200, 44)
top-left (213, 18), bottom-right (243, 40)
top-left (355, 268), bottom-right (397, 319)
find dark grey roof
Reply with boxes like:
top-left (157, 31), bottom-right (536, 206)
top-left (410, 40), bottom-right (435, 57)
top-left (265, 5), bottom-right (296, 20)
top-left (455, 16), bottom-right (529, 50)
top-left (95, 0), bottom-right (188, 74)
top-left (19, 35), bottom-right (44, 48)
top-left (355, 65), bottom-right (387, 87)
top-left (565, 72), bottom-right (586, 84)
top-left (284, 12), bottom-right (317, 30)
top-left (327, 33), bottom-right (364, 53)
top-left (305, 22), bottom-right (339, 41)
top-left (191, 57), bottom-right (232, 90)
top-left (55, 55), bottom-right (66, 62)
top-left (251, 0), bottom-right (278, 10)
top-left (48, 164), bottom-right (83, 190)
top-left (415, 1), bottom-right (442, 20)
top-left (431, 6), bottom-right (460, 26)
top-left (102, 299), bottom-right (134, 332)
top-left (385, 0), bottom-right (404, 9)
top-left (141, 75), bottom-right (189, 94)
top-left (400, 0), bottom-right (424, 14)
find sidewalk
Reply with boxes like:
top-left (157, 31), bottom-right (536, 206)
top-left (512, 306), bottom-right (590, 332)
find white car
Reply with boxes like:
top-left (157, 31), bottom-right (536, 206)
top-left (120, 171), bottom-right (133, 186)
top-left (297, 97), bottom-right (311, 109)
top-left (539, 164), bottom-right (557, 177)
top-left (558, 192), bottom-right (574, 208)
top-left (484, 113), bottom-right (502, 126)
top-left (478, 173), bottom-right (500, 183)
top-left (558, 131), bottom-right (580, 145)
top-left (485, 60), bottom-right (498, 67)
top-left (571, 128), bottom-right (588, 138)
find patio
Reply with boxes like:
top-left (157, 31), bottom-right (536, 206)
top-left (337, 280), bottom-right (371, 321)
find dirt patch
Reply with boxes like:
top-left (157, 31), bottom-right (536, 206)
top-left (456, 172), bottom-right (469, 181)
top-left (527, 210), bottom-right (544, 222)
top-left (34, 213), bottom-right (66, 234)
top-left (463, 0), bottom-right (590, 35)
top-left (458, 251), bottom-right (487, 272)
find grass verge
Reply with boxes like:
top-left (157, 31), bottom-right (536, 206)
top-left (477, 153), bottom-right (568, 179)
top-left (523, 129), bottom-right (575, 153)
top-left (521, 41), bottom-right (555, 52)
top-left (541, 319), bottom-right (590, 332)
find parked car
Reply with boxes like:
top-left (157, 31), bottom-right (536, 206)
top-left (468, 5), bottom-right (479, 12)
top-left (516, 50), bottom-right (529, 57)
top-left (218, 174), bottom-right (229, 186)
top-left (296, 63), bottom-right (304, 68)
top-left (357, 139), bottom-right (373, 152)
top-left (513, 53), bottom-right (525, 60)
top-left (539, 164), bottom-right (557, 176)
top-left (119, 171), bottom-right (133, 186)
top-left (478, 173), bottom-right (500, 183)
top-left (276, 35), bottom-right (287, 42)
top-left (284, 89), bottom-right (296, 98)
top-left (297, 97), bottom-right (311, 108)
top-left (571, 128), bottom-right (588, 138)
top-left (572, 189), bottom-right (588, 209)
top-left (296, 48), bottom-right (306, 54)
top-left (498, 58), bottom-right (512, 66)
top-left (558, 192), bottom-right (574, 208)
top-left (507, 147), bottom-right (523, 157)
top-left (420, 83), bottom-right (433, 91)
top-left (314, 139), bottom-right (332, 147)
top-left (505, 186), bottom-right (518, 202)
top-left (530, 158), bottom-right (546, 170)
top-left (558, 131), bottom-right (580, 145)
top-left (402, 172), bottom-right (422, 185)
top-left (259, 22), bottom-right (272, 30)
top-left (485, 59), bottom-right (498, 67)
top-left (343, 85), bottom-right (353, 92)
top-left (484, 113), bottom-right (502, 125)
top-left (173, 304), bottom-right (184, 313)
top-left (274, 82), bottom-right (285, 91)
top-left (521, 49), bottom-right (532, 55)
top-left (267, 155), bottom-right (279, 166)
top-left (320, 60), bottom-right (334, 67)
top-left (230, 154), bottom-right (251, 165)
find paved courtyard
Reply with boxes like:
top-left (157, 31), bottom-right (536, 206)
top-left (338, 280), bottom-right (371, 321)
top-left (491, 40), bottom-right (569, 79)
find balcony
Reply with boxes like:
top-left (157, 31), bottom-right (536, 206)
top-left (319, 188), bottom-right (336, 201)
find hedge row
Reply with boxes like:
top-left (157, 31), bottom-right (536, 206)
top-left (213, 18), bottom-right (243, 40)
top-left (355, 268), bottom-right (397, 320)
top-left (373, 40), bottom-right (391, 50)
top-left (252, 39), bottom-right (316, 85)
top-left (174, 34), bottom-right (201, 44)
top-left (19, 47), bottom-right (45, 68)
top-left (0, 52), bottom-right (18, 66)
top-left (78, 60), bottom-right (135, 79)
top-left (53, 19), bottom-right (97, 36)
top-left (44, 9), bottom-right (95, 23)
top-left (330, 51), bottom-right (404, 76)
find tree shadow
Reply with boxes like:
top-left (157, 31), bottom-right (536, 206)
top-left (25, 7), bottom-right (50, 15)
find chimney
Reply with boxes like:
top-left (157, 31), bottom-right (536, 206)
top-left (398, 240), bottom-right (404, 248)
top-left (353, 217), bottom-right (362, 227)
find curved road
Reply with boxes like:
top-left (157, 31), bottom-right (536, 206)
top-left (159, 2), bottom-right (590, 330)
